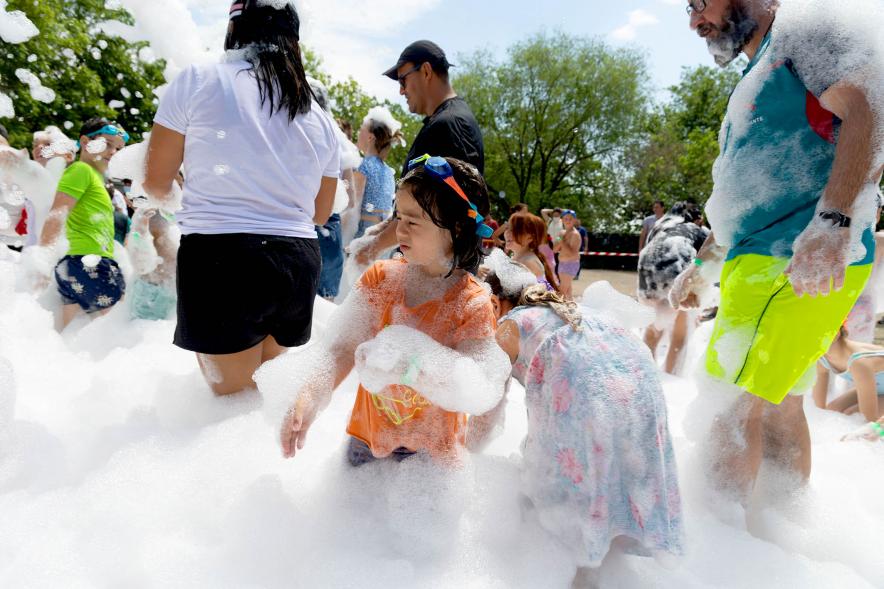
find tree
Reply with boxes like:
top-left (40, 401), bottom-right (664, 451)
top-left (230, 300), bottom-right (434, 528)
top-left (626, 65), bottom-right (740, 220)
top-left (454, 33), bottom-right (650, 229)
top-left (0, 0), bottom-right (167, 148)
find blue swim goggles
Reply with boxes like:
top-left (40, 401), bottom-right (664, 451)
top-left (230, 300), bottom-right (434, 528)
top-left (76, 124), bottom-right (130, 149)
top-left (407, 154), bottom-right (494, 239)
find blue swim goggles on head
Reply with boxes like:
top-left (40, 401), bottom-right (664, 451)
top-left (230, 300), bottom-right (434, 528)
top-left (76, 124), bottom-right (130, 149)
top-left (407, 154), bottom-right (494, 238)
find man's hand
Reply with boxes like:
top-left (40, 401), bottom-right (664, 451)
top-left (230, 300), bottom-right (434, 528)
top-left (785, 224), bottom-right (851, 297)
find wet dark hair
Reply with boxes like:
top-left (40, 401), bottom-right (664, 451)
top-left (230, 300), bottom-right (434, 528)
top-left (80, 117), bottom-right (124, 137)
top-left (367, 120), bottom-right (404, 154)
top-left (398, 157), bottom-right (489, 275)
top-left (653, 200), bottom-right (665, 208)
top-left (225, 1), bottom-right (315, 121)
top-left (484, 270), bottom-right (581, 330)
top-left (510, 202), bottom-right (529, 216)
top-left (669, 201), bottom-right (702, 223)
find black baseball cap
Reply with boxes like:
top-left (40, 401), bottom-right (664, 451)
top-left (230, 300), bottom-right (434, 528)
top-left (383, 40), bottom-right (452, 80)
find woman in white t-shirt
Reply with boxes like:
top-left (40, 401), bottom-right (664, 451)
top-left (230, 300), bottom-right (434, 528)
top-left (143, 0), bottom-right (340, 396)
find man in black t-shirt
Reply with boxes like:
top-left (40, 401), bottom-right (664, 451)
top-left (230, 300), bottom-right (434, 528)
top-left (352, 41), bottom-right (486, 263)
top-left (383, 40), bottom-right (484, 178)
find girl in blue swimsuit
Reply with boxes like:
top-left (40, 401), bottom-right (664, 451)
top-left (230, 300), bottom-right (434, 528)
top-left (814, 326), bottom-right (884, 422)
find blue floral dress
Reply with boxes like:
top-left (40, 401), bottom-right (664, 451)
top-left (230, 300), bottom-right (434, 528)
top-left (502, 305), bottom-right (684, 566)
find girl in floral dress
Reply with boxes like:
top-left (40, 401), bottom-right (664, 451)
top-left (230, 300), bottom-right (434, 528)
top-left (478, 251), bottom-right (683, 584)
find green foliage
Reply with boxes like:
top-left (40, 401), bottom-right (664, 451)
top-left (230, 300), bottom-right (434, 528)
top-left (326, 77), bottom-right (421, 176)
top-left (454, 32), bottom-right (651, 231)
top-left (625, 64), bottom-right (741, 222)
top-left (0, 0), bottom-right (166, 148)
top-left (303, 51), bottom-right (421, 176)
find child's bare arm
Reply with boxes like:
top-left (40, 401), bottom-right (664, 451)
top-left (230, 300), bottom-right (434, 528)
top-left (849, 362), bottom-right (880, 422)
top-left (812, 362), bottom-right (830, 409)
top-left (355, 326), bottom-right (510, 416)
top-left (467, 320), bottom-right (520, 452)
top-left (256, 284), bottom-right (377, 457)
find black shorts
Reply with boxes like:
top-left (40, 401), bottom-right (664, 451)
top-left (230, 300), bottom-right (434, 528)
top-left (174, 233), bottom-right (321, 355)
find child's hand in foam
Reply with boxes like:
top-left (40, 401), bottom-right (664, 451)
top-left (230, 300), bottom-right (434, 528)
top-left (280, 394), bottom-right (321, 458)
top-left (354, 325), bottom-right (415, 393)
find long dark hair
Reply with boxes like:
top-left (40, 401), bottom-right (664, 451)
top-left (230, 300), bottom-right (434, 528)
top-left (224, 1), bottom-right (315, 121)
top-left (399, 158), bottom-right (488, 276)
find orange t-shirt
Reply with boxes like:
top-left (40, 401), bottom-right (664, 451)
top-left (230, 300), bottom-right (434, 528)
top-left (346, 259), bottom-right (497, 460)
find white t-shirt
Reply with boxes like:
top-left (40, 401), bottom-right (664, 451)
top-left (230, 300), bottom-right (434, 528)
top-left (155, 61), bottom-right (340, 238)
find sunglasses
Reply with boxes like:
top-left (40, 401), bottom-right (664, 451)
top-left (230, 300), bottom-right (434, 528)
top-left (407, 154), bottom-right (494, 238)
top-left (397, 63), bottom-right (422, 88)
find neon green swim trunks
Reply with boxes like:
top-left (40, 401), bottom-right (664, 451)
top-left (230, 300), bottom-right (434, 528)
top-left (706, 254), bottom-right (872, 404)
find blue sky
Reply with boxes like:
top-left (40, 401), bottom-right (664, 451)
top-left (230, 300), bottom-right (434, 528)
top-left (373, 0), bottom-right (713, 100)
top-left (169, 0), bottom-right (716, 106)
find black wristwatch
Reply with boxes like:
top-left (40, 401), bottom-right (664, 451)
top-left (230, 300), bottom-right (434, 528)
top-left (818, 210), bottom-right (851, 228)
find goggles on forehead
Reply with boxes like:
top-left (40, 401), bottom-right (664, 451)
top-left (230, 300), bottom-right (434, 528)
top-left (85, 125), bottom-right (130, 143)
top-left (407, 154), bottom-right (494, 238)
top-left (561, 209), bottom-right (576, 218)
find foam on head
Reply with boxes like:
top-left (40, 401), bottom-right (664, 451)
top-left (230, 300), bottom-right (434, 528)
top-left (363, 106), bottom-right (403, 137)
top-left (479, 248), bottom-right (538, 298)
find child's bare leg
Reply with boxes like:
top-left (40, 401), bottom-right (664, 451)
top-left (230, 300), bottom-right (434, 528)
top-left (571, 566), bottom-right (600, 589)
top-left (826, 389), bottom-right (859, 413)
top-left (709, 393), bottom-right (765, 503)
top-left (559, 273), bottom-right (573, 300)
top-left (761, 395), bottom-right (811, 483)
top-left (61, 303), bottom-right (81, 329)
top-left (664, 310), bottom-right (689, 375)
top-left (643, 325), bottom-right (664, 357)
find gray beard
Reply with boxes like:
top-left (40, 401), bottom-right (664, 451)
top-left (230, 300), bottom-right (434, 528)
top-left (706, 4), bottom-right (760, 67)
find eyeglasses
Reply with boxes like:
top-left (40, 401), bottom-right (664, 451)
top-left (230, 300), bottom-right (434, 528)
top-left (407, 154), bottom-right (494, 238)
top-left (397, 63), bottom-right (422, 88)
top-left (686, 0), bottom-right (707, 16)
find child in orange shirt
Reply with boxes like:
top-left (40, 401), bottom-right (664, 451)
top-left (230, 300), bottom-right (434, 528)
top-left (268, 156), bottom-right (509, 465)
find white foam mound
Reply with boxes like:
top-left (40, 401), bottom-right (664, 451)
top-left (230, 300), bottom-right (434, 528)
top-left (0, 256), bottom-right (882, 587)
top-left (0, 0), bottom-right (38, 44)
top-left (107, 136), bottom-right (182, 212)
top-left (363, 105), bottom-right (404, 145)
top-left (581, 280), bottom-right (655, 329)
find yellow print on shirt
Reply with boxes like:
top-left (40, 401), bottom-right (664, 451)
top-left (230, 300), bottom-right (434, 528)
top-left (370, 387), bottom-right (431, 426)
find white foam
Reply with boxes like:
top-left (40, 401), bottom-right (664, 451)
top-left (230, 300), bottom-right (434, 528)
top-left (85, 137), bottom-right (108, 155)
top-left (14, 69), bottom-right (56, 104)
top-left (0, 0), bottom-right (38, 44)
top-left (0, 92), bottom-right (13, 119)
top-left (581, 280), bottom-right (655, 329)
